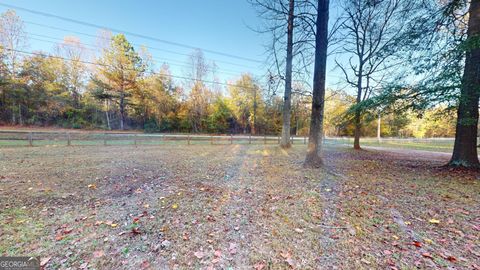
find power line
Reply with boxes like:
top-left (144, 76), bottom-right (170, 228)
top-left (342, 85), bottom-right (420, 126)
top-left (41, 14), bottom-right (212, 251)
top-left (25, 33), bottom-right (248, 77)
top-left (0, 2), bottom-right (263, 64)
top-left (23, 20), bottom-right (260, 70)
top-left (4, 47), bottom-right (259, 90)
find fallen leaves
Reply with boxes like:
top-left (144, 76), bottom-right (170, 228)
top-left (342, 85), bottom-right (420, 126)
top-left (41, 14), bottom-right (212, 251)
top-left (55, 226), bottom-right (74, 241)
top-left (93, 250), bottom-right (104, 258)
top-left (428, 218), bottom-right (440, 224)
top-left (253, 262), bottom-right (266, 270)
top-left (40, 257), bottom-right (51, 267)
top-left (361, 258), bottom-right (371, 265)
top-left (412, 241), bottom-right (422, 248)
top-left (193, 251), bottom-right (204, 259)
top-left (228, 243), bottom-right (237, 255)
top-left (280, 250), bottom-right (295, 268)
top-left (447, 256), bottom-right (457, 262)
top-left (422, 252), bottom-right (433, 259)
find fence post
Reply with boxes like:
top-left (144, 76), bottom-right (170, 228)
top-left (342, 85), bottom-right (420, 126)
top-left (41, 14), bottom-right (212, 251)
top-left (304, 136), bottom-right (307, 145)
top-left (277, 135), bottom-right (280, 144)
top-left (230, 134), bottom-right (233, 144)
top-left (188, 135), bottom-right (191, 145)
top-left (291, 136), bottom-right (294, 145)
top-left (67, 132), bottom-right (71, 146)
top-left (249, 134), bottom-right (251, 144)
top-left (28, 132), bottom-right (33, 147)
top-left (211, 135), bottom-right (214, 145)
top-left (134, 134), bottom-right (137, 146)
top-left (264, 134), bottom-right (267, 145)
top-left (104, 133), bottom-right (107, 146)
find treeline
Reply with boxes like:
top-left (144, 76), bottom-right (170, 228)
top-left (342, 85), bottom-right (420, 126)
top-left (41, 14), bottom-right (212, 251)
top-left (0, 10), bottom-right (305, 134)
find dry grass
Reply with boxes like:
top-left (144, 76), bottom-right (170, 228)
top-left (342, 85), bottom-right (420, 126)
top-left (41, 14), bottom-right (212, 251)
top-left (0, 144), bottom-right (478, 269)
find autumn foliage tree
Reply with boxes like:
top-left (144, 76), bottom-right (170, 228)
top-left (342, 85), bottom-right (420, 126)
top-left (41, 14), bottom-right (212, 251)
top-left (93, 34), bottom-right (145, 130)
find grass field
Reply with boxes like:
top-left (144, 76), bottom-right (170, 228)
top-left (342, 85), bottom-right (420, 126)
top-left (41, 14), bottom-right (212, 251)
top-left (1, 143), bottom-right (478, 269)
top-left (326, 137), bottom-right (456, 153)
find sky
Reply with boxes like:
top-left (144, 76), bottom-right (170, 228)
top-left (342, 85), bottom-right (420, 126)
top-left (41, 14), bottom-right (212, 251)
top-left (0, 0), bottom-right (344, 93)
top-left (0, 1), bottom-right (271, 85)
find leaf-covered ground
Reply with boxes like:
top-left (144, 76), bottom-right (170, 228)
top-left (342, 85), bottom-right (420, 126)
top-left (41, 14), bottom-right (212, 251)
top-left (0, 144), bottom-right (478, 269)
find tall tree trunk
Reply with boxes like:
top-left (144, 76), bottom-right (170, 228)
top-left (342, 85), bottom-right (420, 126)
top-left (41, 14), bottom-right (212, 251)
top-left (280, 0), bottom-right (295, 148)
top-left (12, 100), bottom-right (16, 124)
top-left (305, 0), bottom-right (329, 167)
top-left (377, 114), bottom-right (381, 142)
top-left (119, 93), bottom-right (125, 130)
top-left (105, 100), bottom-right (111, 130)
top-left (449, 0), bottom-right (480, 168)
top-left (252, 87), bottom-right (257, 135)
top-left (353, 67), bottom-right (363, 149)
top-left (18, 103), bottom-right (22, 125)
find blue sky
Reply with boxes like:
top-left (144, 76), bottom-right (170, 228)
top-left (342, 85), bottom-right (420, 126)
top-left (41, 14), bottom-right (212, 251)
top-left (0, 1), bottom-right (271, 85)
top-left (0, 0), bottom-right (344, 93)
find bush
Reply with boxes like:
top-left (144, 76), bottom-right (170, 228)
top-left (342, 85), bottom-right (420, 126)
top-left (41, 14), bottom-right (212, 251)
top-left (144, 119), bottom-right (160, 133)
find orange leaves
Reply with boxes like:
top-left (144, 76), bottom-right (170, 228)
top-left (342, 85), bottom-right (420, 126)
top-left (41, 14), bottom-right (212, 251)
top-left (421, 252), bottom-right (433, 259)
top-left (412, 241), bottom-right (422, 248)
top-left (55, 225), bottom-right (74, 241)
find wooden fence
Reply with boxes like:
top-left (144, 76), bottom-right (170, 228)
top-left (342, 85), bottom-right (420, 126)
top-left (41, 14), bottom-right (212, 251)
top-left (0, 131), bottom-right (308, 147)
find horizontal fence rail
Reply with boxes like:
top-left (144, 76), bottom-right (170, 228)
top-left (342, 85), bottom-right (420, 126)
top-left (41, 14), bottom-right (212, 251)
top-left (0, 130), bottom-right (467, 150)
top-left (0, 131), bottom-right (309, 147)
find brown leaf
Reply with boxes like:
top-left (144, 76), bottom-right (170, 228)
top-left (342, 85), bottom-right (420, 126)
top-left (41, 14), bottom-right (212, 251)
top-left (229, 243), bottom-right (237, 255)
top-left (447, 256), bottom-right (457, 262)
top-left (280, 250), bottom-right (291, 259)
top-left (361, 258), bottom-right (371, 265)
top-left (40, 257), bottom-right (51, 267)
top-left (93, 250), bottom-right (104, 258)
top-left (194, 251), bottom-right (204, 259)
top-left (140, 260), bottom-right (150, 269)
top-left (412, 241), bottom-right (422, 248)
top-left (254, 262), bottom-right (266, 270)
top-left (422, 252), bottom-right (433, 259)
top-left (285, 257), bottom-right (295, 268)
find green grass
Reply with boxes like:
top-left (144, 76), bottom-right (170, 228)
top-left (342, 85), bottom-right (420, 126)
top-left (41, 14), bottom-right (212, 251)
top-left (325, 138), bottom-right (455, 153)
top-left (0, 134), bottom-right (461, 153)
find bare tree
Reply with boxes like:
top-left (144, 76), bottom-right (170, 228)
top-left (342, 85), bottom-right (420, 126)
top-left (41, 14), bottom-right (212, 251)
top-left (280, 0), bottom-right (295, 148)
top-left (184, 49), bottom-right (213, 132)
top-left (305, 0), bottom-right (330, 167)
top-left (0, 9), bottom-right (27, 78)
top-left (55, 36), bottom-right (88, 108)
top-left (250, 0), bottom-right (317, 144)
top-left (0, 9), bottom-right (27, 124)
top-left (335, 0), bottom-right (418, 149)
